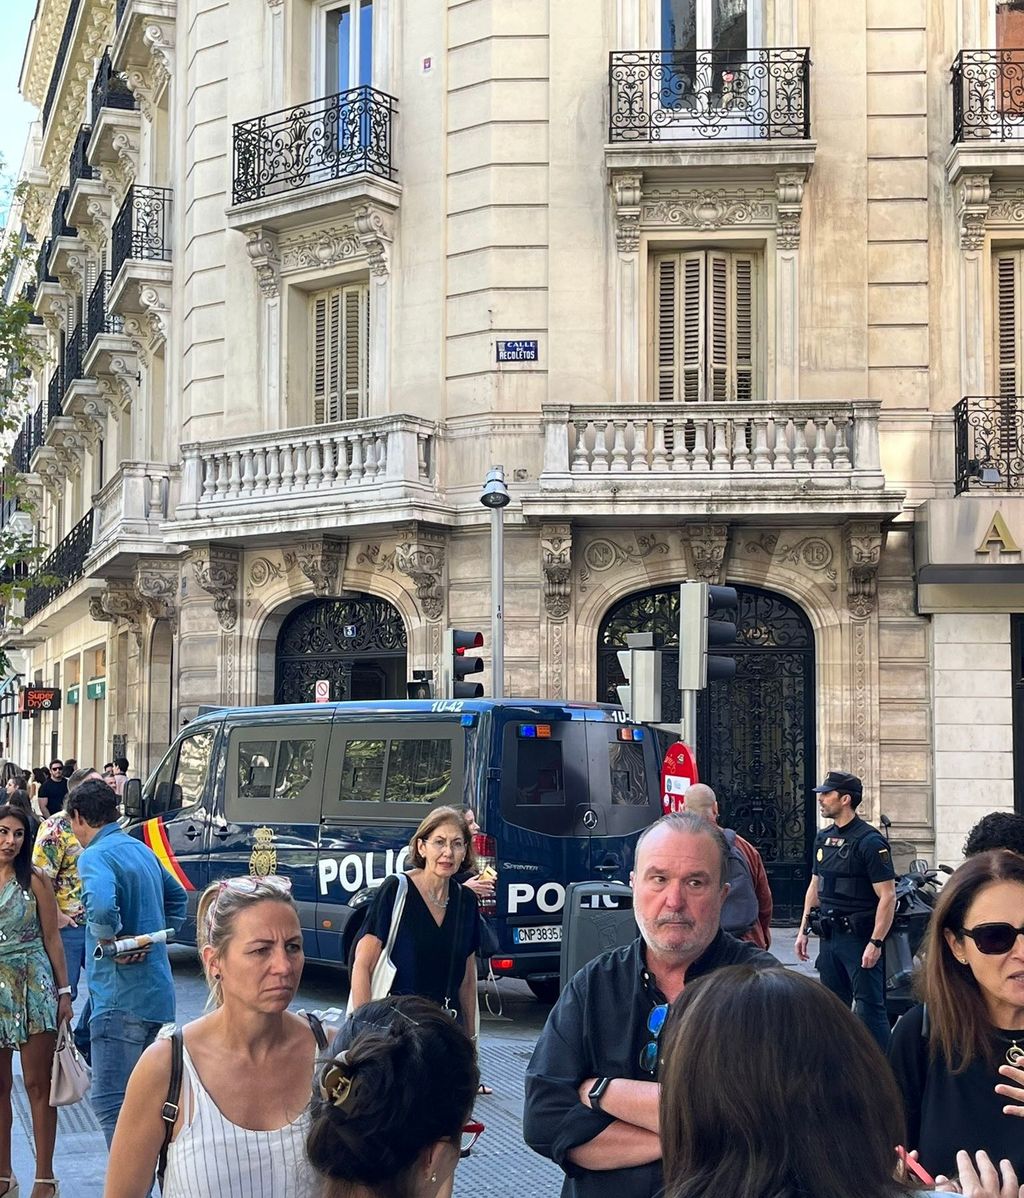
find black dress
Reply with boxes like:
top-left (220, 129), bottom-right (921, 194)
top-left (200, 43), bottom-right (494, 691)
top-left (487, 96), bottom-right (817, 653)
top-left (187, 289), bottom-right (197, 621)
top-left (361, 873), bottom-right (480, 1026)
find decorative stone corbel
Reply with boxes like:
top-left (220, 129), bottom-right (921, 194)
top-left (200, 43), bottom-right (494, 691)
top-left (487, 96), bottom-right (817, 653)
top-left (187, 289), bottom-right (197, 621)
top-left (283, 538), bottom-right (347, 597)
top-left (395, 527), bottom-right (446, 620)
top-left (844, 522), bottom-right (883, 620)
top-left (956, 172), bottom-right (991, 252)
top-left (775, 170), bottom-right (807, 251)
top-left (91, 580), bottom-right (146, 648)
top-left (134, 559), bottom-right (179, 628)
top-left (354, 205), bottom-right (394, 279)
top-left (245, 230), bottom-right (281, 299)
top-left (191, 546), bottom-right (240, 631)
top-left (612, 172), bottom-right (643, 253)
top-left (123, 284), bottom-right (170, 365)
top-left (682, 523), bottom-right (730, 584)
top-left (541, 524), bottom-right (572, 620)
top-left (98, 158), bottom-right (134, 203)
top-left (125, 22), bottom-right (175, 121)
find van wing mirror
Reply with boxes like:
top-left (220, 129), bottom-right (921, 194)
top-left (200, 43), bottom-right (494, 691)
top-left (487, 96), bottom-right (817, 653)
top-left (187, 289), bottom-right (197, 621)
top-left (123, 777), bottom-right (144, 820)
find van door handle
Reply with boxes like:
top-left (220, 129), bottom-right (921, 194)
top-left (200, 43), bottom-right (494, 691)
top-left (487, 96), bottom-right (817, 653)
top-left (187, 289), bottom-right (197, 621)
top-left (183, 825), bottom-right (201, 841)
top-left (595, 860), bottom-right (618, 874)
top-left (213, 826), bottom-right (231, 840)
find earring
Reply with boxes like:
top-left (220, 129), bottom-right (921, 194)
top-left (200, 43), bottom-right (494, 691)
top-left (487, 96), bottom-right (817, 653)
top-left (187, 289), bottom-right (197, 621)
top-left (430, 1173), bottom-right (437, 1184)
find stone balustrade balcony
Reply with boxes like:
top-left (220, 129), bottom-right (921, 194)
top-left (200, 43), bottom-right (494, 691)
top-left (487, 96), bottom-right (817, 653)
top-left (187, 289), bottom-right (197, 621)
top-left (174, 416), bottom-right (438, 538)
top-left (88, 461), bottom-right (179, 571)
top-left (530, 401), bottom-right (902, 521)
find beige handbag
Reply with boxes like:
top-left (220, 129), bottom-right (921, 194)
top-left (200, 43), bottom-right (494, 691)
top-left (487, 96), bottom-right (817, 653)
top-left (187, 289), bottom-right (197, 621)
top-left (49, 1019), bottom-right (91, 1106)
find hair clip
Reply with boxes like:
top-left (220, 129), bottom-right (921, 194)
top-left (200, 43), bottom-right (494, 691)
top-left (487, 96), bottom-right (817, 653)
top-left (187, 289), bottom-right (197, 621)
top-left (319, 1054), bottom-right (358, 1110)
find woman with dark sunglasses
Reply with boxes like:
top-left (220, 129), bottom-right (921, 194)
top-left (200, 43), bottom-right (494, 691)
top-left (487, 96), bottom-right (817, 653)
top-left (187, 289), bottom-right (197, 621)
top-left (889, 849), bottom-right (1024, 1181)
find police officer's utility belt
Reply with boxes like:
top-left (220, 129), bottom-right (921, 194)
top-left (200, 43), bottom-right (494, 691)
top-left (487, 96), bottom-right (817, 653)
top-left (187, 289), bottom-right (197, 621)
top-left (818, 910), bottom-right (875, 939)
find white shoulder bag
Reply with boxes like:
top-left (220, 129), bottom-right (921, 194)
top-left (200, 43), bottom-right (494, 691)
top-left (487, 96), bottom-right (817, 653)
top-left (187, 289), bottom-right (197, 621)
top-left (346, 873), bottom-right (408, 1015)
top-left (49, 1019), bottom-right (91, 1106)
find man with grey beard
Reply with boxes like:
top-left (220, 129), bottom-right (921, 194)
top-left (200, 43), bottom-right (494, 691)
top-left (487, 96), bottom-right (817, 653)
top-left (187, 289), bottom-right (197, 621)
top-left (523, 811), bottom-right (779, 1198)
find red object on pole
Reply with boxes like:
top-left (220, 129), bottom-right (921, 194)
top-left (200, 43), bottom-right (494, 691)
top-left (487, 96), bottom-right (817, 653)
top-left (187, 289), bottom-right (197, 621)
top-left (660, 741), bottom-right (699, 814)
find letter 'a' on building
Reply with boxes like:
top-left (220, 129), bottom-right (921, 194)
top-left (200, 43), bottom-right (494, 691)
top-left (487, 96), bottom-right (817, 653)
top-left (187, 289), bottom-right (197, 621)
top-left (444, 628), bottom-right (484, 698)
top-left (678, 581), bottom-right (739, 691)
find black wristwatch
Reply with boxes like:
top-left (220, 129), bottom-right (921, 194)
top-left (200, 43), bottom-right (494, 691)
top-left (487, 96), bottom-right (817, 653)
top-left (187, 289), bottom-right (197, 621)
top-left (588, 1077), bottom-right (612, 1111)
top-left (869, 937), bottom-right (884, 949)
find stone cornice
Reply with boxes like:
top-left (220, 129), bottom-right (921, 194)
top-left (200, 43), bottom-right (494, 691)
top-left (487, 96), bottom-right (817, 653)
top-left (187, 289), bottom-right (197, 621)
top-left (21, 0), bottom-right (72, 109)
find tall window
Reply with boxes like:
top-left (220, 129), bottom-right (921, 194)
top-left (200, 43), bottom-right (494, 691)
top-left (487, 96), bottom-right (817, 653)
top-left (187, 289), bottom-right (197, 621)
top-left (994, 251), bottom-right (1024, 395)
top-left (652, 249), bottom-right (759, 404)
top-left (660, 0), bottom-right (760, 119)
top-left (325, 0), bottom-right (373, 94)
top-left (310, 283), bottom-right (369, 423)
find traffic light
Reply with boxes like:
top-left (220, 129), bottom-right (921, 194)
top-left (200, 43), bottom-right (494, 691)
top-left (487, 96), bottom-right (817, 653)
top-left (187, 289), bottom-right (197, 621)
top-left (615, 632), bottom-right (663, 722)
top-left (444, 628), bottom-right (484, 698)
top-left (406, 670), bottom-right (434, 700)
top-left (678, 581), bottom-right (738, 691)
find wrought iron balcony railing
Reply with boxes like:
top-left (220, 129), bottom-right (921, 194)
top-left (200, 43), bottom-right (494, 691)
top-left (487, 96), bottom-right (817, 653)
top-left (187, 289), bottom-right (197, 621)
top-left (31, 405), bottom-right (43, 458)
top-left (68, 125), bottom-right (94, 191)
top-left (232, 85), bottom-right (397, 204)
top-left (609, 47), bottom-right (810, 142)
top-left (11, 425), bottom-right (30, 474)
top-left (64, 324), bottom-right (85, 392)
top-left (24, 509), bottom-right (94, 620)
top-left (42, 0), bottom-right (82, 130)
top-left (91, 48), bottom-right (136, 124)
top-left (47, 370), bottom-right (63, 425)
top-left (36, 239), bottom-right (55, 287)
top-left (952, 49), bottom-right (1024, 143)
top-left (20, 284), bottom-right (42, 326)
top-left (86, 272), bottom-right (124, 347)
top-left (51, 188), bottom-right (75, 243)
top-left (111, 185), bottom-right (173, 280)
top-left (954, 395), bottom-right (1024, 492)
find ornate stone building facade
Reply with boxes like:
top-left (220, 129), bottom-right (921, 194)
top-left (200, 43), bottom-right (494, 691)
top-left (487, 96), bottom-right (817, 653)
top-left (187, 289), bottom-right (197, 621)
top-left (5, 0), bottom-right (1024, 881)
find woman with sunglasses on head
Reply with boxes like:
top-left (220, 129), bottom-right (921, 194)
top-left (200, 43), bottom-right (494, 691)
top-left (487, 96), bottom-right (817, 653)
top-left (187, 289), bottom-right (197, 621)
top-left (349, 806), bottom-right (480, 1032)
top-left (889, 849), bottom-right (1024, 1182)
top-left (308, 995), bottom-right (480, 1198)
top-left (104, 875), bottom-right (332, 1198)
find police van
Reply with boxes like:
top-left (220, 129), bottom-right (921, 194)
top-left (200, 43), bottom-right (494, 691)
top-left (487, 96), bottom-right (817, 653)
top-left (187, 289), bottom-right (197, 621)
top-left (123, 698), bottom-right (664, 1000)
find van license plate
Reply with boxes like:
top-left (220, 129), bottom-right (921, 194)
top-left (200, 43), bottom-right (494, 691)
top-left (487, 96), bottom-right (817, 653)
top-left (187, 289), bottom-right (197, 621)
top-left (513, 925), bottom-right (562, 945)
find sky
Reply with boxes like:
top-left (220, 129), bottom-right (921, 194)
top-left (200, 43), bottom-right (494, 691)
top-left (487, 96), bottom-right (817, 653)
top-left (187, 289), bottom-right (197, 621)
top-left (0, 0), bottom-right (40, 227)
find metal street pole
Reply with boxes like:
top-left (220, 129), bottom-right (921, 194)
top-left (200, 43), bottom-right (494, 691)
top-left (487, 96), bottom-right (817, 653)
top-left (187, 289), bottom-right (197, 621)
top-left (680, 689), bottom-right (697, 753)
top-left (491, 503), bottom-right (504, 698)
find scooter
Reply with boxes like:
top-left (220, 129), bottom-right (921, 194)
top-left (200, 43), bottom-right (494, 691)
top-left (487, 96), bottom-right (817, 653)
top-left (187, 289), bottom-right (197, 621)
top-left (879, 815), bottom-right (952, 1021)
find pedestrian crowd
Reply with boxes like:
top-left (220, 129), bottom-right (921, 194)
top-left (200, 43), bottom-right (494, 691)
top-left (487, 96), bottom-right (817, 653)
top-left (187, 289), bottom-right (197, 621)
top-left (0, 759), bottom-right (1022, 1198)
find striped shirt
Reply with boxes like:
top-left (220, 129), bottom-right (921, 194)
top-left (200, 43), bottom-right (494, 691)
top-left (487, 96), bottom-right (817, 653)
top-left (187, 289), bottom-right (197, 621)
top-left (161, 1045), bottom-right (317, 1197)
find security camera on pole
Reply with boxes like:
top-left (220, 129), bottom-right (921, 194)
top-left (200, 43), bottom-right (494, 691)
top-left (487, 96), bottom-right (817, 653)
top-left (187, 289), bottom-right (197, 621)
top-left (480, 466), bottom-right (510, 698)
top-left (678, 581), bottom-right (739, 751)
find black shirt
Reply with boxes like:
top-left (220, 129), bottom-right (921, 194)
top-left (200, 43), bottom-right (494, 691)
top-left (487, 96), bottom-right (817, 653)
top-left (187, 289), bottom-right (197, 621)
top-left (38, 777), bottom-right (68, 813)
top-left (523, 932), bottom-right (779, 1198)
top-left (812, 815), bottom-right (894, 915)
top-left (888, 1003), bottom-right (1024, 1178)
top-left (361, 873), bottom-right (479, 1024)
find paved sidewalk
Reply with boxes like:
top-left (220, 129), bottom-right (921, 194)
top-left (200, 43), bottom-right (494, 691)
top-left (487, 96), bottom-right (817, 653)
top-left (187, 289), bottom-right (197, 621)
top-left (11, 929), bottom-right (811, 1195)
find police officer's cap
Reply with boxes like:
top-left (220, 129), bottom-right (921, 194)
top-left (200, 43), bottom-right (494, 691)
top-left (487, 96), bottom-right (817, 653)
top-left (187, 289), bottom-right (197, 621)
top-left (812, 770), bottom-right (863, 800)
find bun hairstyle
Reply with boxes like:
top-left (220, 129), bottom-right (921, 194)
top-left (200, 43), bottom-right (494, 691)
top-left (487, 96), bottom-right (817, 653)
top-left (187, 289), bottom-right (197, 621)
top-left (195, 876), bottom-right (297, 1007)
top-left (308, 996), bottom-right (479, 1198)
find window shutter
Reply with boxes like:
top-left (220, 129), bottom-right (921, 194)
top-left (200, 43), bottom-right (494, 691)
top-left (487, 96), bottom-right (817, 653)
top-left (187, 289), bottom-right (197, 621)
top-left (732, 253), bottom-right (755, 402)
top-left (312, 284), bottom-right (368, 424)
top-left (707, 251), bottom-right (730, 402)
top-left (342, 285), bottom-right (368, 420)
top-left (680, 252), bottom-right (705, 403)
top-left (654, 256), bottom-right (678, 403)
top-left (996, 252), bottom-right (1021, 397)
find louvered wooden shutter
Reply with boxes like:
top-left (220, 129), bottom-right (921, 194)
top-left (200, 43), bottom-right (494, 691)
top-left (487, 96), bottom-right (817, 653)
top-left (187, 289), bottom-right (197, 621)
top-left (655, 256), bottom-right (678, 403)
top-left (995, 251), bottom-right (1022, 397)
top-left (311, 284), bottom-right (369, 423)
top-left (707, 251), bottom-right (730, 402)
top-left (733, 253), bottom-right (755, 402)
top-left (654, 252), bottom-right (705, 403)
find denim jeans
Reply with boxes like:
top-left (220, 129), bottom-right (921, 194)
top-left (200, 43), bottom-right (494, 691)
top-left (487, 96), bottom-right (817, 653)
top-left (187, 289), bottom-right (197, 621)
top-left (817, 929), bottom-right (890, 1051)
top-left (60, 922), bottom-right (87, 1002)
top-left (90, 1010), bottom-right (164, 1147)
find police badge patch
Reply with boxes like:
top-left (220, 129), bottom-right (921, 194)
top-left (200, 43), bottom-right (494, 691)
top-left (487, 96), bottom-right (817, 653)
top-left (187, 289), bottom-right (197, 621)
top-left (249, 826), bottom-right (278, 876)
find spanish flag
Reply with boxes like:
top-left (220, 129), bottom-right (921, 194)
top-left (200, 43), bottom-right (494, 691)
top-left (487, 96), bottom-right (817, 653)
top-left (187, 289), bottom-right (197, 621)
top-left (141, 816), bottom-right (195, 892)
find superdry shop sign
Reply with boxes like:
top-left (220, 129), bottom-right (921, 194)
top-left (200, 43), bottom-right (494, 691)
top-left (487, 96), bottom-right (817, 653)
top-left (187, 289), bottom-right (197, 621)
top-left (496, 340), bottom-right (538, 362)
top-left (20, 687), bottom-right (61, 718)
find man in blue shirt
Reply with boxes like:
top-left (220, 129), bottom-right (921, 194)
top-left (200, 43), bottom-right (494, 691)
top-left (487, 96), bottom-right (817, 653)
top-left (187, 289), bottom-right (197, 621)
top-left (68, 778), bottom-right (188, 1145)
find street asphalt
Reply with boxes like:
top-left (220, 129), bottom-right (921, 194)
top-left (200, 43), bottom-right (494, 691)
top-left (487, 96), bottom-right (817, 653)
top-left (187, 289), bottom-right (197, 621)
top-left (11, 929), bottom-right (811, 1196)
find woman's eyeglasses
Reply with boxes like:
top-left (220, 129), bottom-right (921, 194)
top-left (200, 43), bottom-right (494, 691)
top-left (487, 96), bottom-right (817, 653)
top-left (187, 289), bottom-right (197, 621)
top-left (428, 837), bottom-right (466, 853)
top-left (460, 1120), bottom-right (485, 1158)
top-left (639, 1002), bottom-right (668, 1075)
top-left (960, 922), bottom-right (1024, 955)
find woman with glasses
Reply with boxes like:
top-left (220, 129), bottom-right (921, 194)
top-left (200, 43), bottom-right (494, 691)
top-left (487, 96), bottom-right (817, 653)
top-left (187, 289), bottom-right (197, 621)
top-left (349, 806), bottom-right (480, 1032)
top-left (103, 874), bottom-right (330, 1197)
top-left (308, 995), bottom-right (480, 1198)
top-left (889, 849), bottom-right (1024, 1181)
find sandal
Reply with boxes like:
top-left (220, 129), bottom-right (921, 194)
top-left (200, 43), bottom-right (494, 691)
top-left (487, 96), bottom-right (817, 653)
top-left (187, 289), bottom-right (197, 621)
top-left (477, 1082), bottom-right (493, 1095)
top-left (0, 1177), bottom-right (17, 1198)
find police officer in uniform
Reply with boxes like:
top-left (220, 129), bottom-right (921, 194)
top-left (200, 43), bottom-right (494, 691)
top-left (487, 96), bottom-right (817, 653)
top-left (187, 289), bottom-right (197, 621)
top-left (795, 770), bottom-right (895, 1050)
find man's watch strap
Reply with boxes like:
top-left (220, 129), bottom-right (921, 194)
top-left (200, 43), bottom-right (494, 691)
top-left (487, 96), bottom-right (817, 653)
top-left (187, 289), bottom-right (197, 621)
top-left (588, 1077), bottom-right (612, 1111)
top-left (868, 937), bottom-right (884, 949)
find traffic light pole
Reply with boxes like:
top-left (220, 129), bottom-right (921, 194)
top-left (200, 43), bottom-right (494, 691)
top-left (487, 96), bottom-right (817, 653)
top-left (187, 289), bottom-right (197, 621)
top-left (680, 689), bottom-right (697, 753)
top-left (491, 504), bottom-right (504, 698)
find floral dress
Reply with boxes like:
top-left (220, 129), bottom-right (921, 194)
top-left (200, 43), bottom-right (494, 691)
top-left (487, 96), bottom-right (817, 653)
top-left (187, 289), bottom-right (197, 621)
top-left (0, 876), bottom-right (57, 1047)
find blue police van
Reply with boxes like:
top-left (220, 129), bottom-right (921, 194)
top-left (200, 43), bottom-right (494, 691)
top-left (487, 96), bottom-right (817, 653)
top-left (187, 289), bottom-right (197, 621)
top-left (123, 698), bottom-right (664, 1000)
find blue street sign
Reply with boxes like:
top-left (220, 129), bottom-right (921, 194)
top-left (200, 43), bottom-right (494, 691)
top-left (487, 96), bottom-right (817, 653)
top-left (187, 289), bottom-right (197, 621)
top-left (497, 340), bottom-right (539, 362)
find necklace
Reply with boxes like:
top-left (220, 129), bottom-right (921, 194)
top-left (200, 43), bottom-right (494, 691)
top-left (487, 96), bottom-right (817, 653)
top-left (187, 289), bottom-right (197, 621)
top-left (425, 883), bottom-right (449, 910)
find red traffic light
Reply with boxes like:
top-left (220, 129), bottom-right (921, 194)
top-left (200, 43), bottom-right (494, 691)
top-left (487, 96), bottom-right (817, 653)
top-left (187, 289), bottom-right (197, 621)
top-left (453, 631), bottom-right (484, 654)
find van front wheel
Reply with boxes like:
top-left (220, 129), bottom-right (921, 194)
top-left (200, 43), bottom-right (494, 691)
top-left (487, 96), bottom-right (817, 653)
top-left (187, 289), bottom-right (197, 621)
top-left (526, 978), bottom-right (560, 1004)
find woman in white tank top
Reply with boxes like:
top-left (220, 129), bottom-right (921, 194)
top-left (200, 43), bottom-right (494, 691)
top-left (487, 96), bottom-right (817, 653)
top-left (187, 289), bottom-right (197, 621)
top-left (102, 876), bottom-right (331, 1198)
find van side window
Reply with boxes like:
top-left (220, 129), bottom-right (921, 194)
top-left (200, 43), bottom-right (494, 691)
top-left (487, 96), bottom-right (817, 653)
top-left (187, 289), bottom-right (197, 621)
top-left (227, 724), bottom-right (329, 823)
top-left (515, 741), bottom-right (566, 806)
top-left (239, 739), bottom-right (318, 801)
top-left (384, 739), bottom-right (452, 803)
top-left (342, 739), bottom-right (386, 801)
top-left (609, 741), bottom-right (648, 806)
top-left (152, 729), bottom-right (215, 813)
